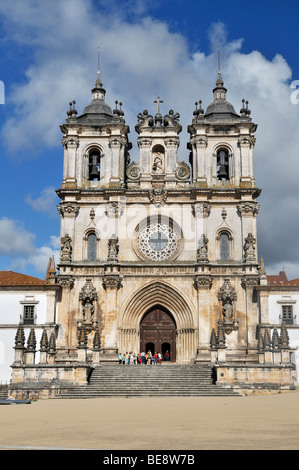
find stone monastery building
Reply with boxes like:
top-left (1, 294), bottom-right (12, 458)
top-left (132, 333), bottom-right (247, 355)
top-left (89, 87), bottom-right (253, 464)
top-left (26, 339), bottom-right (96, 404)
top-left (3, 63), bottom-right (298, 398)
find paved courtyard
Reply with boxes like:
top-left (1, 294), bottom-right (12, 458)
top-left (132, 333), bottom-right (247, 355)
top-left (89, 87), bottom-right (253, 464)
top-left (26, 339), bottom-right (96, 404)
top-left (0, 389), bottom-right (298, 450)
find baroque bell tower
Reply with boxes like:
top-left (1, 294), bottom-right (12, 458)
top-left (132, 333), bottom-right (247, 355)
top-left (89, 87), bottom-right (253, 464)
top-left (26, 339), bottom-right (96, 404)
top-left (187, 67), bottom-right (261, 361)
top-left (56, 66), bottom-right (132, 356)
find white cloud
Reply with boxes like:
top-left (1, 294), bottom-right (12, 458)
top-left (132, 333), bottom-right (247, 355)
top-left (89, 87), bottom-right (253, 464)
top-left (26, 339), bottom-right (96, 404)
top-left (0, 2), bottom-right (298, 277)
top-left (0, 217), bottom-right (59, 276)
top-left (26, 186), bottom-right (59, 217)
top-left (0, 217), bottom-right (35, 256)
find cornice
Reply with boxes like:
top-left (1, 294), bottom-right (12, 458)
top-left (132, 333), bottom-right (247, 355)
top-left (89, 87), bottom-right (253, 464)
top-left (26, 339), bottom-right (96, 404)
top-left (56, 186), bottom-right (262, 199)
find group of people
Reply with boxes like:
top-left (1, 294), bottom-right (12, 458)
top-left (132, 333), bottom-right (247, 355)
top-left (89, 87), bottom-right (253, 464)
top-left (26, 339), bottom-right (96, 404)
top-left (118, 350), bottom-right (170, 365)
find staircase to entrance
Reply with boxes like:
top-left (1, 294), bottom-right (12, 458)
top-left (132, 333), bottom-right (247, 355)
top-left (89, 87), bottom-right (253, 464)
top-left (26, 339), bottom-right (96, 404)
top-left (58, 364), bottom-right (241, 398)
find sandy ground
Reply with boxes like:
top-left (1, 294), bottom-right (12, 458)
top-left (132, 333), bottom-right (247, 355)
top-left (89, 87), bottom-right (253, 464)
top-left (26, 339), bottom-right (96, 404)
top-left (0, 389), bottom-right (299, 451)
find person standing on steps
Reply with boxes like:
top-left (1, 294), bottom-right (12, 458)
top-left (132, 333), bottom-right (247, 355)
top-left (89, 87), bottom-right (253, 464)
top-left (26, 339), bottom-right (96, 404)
top-left (147, 350), bottom-right (152, 365)
top-left (158, 352), bottom-right (162, 365)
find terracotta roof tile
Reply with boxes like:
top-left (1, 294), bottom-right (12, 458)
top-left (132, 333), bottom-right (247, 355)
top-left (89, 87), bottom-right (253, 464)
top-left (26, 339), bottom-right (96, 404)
top-left (281, 278), bottom-right (299, 286)
top-left (0, 271), bottom-right (47, 286)
top-left (267, 271), bottom-right (288, 285)
top-left (266, 271), bottom-right (299, 287)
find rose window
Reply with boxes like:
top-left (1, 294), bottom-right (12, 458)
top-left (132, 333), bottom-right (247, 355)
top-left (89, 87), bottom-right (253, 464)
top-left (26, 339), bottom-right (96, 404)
top-left (138, 223), bottom-right (179, 261)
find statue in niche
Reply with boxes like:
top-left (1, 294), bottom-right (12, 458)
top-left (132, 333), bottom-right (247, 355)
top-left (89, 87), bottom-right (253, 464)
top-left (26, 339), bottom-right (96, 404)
top-left (152, 153), bottom-right (164, 174)
top-left (218, 278), bottom-right (238, 333)
top-left (244, 233), bottom-right (256, 262)
top-left (60, 234), bottom-right (72, 261)
top-left (222, 301), bottom-right (233, 320)
top-left (82, 298), bottom-right (94, 323)
top-left (79, 278), bottom-right (98, 324)
top-left (197, 233), bottom-right (209, 262)
top-left (107, 234), bottom-right (119, 262)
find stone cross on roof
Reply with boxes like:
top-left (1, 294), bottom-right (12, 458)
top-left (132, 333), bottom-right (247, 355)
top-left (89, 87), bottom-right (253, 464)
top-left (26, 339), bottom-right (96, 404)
top-left (154, 97), bottom-right (163, 114)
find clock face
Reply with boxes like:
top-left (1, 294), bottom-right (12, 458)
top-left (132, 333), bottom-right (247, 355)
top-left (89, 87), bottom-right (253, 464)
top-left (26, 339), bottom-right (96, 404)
top-left (138, 223), bottom-right (179, 261)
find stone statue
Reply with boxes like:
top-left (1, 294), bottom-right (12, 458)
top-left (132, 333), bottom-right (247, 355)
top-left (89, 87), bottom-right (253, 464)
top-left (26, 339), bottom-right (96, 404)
top-left (244, 233), bottom-right (256, 262)
top-left (218, 278), bottom-right (238, 333)
top-left (222, 301), bottom-right (233, 320)
top-left (197, 234), bottom-right (209, 262)
top-left (107, 234), bottom-right (119, 262)
top-left (136, 109), bottom-right (154, 127)
top-left (79, 278), bottom-right (98, 323)
top-left (152, 153), bottom-right (164, 174)
top-left (60, 234), bottom-right (72, 261)
top-left (82, 299), bottom-right (95, 323)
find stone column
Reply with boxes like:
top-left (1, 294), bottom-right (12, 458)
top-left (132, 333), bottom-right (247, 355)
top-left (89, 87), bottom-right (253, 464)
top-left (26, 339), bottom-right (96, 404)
top-left (210, 328), bottom-right (218, 364)
top-left (102, 269), bottom-right (123, 353)
top-left (56, 276), bottom-right (75, 348)
top-left (77, 326), bottom-right (88, 363)
top-left (92, 329), bottom-right (101, 364)
top-left (216, 322), bottom-right (227, 363)
top-left (194, 274), bottom-right (213, 361)
top-left (109, 137), bottom-right (124, 186)
top-left (62, 135), bottom-right (79, 186)
top-left (242, 276), bottom-right (259, 350)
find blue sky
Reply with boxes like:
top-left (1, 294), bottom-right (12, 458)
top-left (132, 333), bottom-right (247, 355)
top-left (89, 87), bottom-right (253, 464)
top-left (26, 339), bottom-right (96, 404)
top-left (0, 0), bottom-right (298, 279)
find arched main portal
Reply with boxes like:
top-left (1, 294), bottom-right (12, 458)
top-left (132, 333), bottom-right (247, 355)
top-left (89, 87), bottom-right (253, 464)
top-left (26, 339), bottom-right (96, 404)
top-left (119, 281), bottom-right (196, 363)
top-left (140, 306), bottom-right (176, 362)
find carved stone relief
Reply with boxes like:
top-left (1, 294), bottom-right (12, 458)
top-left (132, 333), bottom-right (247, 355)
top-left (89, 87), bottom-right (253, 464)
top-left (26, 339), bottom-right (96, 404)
top-left (57, 203), bottom-right (80, 218)
top-left (192, 202), bottom-right (211, 218)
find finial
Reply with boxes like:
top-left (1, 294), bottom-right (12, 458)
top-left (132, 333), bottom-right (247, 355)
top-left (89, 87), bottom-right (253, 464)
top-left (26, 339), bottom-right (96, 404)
top-left (27, 328), bottom-right (37, 351)
top-left (215, 45), bottom-right (224, 88)
top-left (113, 100), bottom-right (119, 115)
top-left (66, 100), bottom-right (77, 120)
top-left (94, 46), bottom-right (103, 89)
top-left (260, 256), bottom-right (266, 275)
top-left (240, 98), bottom-right (251, 117)
top-left (113, 100), bottom-right (125, 119)
top-left (198, 99), bottom-right (204, 114)
top-left (192, 99), bottom-right (204, 122)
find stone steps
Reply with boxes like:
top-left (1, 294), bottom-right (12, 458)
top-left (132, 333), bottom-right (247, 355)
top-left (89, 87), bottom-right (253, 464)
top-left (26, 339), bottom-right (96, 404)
top-left (58, 364), bottom-right (241, 398)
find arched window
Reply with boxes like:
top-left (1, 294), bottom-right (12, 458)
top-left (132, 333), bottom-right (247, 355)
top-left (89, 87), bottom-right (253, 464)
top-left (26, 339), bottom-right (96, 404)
top-left (88, 150), bottom-right (101, 181)
top-left (87, 232), bottom-right (97, 261)
top-left (217, 149), bottom-right (229, 180)
top-left (220, 232), bottom-right (230, 261)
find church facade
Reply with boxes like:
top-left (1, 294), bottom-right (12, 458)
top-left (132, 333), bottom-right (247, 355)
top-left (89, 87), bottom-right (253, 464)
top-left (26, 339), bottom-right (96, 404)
top-left (7, 65), bottom-right (297, 397)
top-left (56, 67), bottom-right (260, 365)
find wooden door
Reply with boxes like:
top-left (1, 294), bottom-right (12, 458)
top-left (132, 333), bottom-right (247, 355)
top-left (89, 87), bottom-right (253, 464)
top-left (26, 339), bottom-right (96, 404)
top-left (140, 307), bottom-right (176, 361)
